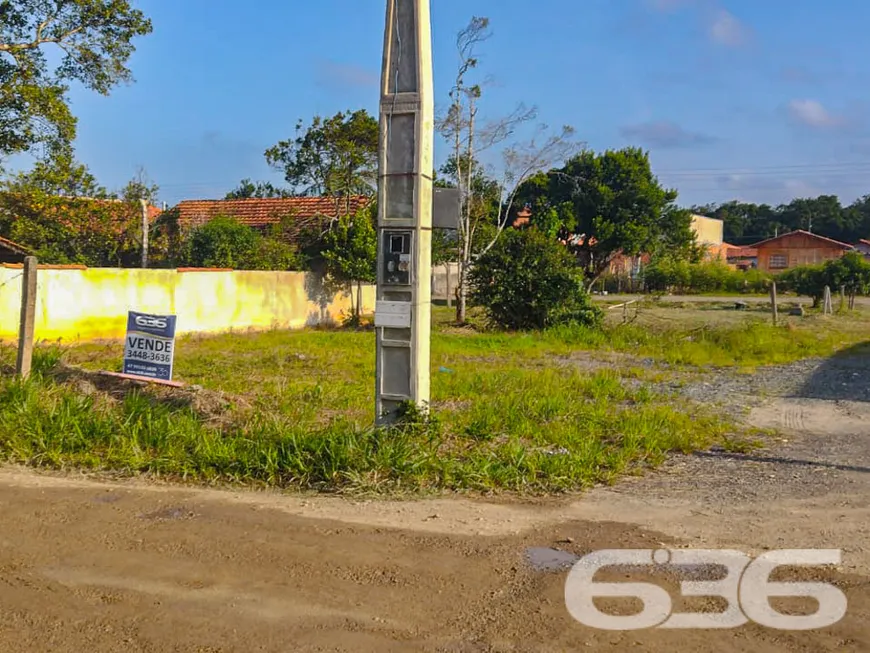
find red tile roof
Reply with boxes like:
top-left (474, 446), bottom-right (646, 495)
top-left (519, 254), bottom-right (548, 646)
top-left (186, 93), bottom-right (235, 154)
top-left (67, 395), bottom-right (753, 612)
top-left (859, 239), bottom-right (870, 246)
top-left (0, 235), bottom-right (31, 255)
top-left (726, 245), bottom-right (758, 258)
top-left (175, 197), bottom-right (371, 230)
top-left (750, 229), bottom-right (854, 250)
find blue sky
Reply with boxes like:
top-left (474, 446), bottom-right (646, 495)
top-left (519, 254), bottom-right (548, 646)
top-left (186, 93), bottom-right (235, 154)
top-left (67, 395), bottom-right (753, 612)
top-left (43, 0), bottom-right (870, 207)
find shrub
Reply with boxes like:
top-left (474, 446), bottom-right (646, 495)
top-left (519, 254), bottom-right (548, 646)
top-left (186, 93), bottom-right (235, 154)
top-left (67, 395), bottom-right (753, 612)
top-left (247, 237), bottom-right (303, 271)
top-left (644, 256), bottom-right (771, 294)
top-left (643, 256), bottom-right (690, 292)
top-left (185, 216), bottom-right (258, 268)
top-left (777, 252), bottom-right (870, 308)
top-left (469, 228), bottom-right (602, 330)
top-left (183, 215), bottom-right (302, 271)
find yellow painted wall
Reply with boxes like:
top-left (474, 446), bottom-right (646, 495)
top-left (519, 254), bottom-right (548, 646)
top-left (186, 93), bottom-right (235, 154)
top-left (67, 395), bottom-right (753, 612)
top-left (691, 214), bottom-right (725, 246)
top-left (0, 267), bottom-right (375, 342)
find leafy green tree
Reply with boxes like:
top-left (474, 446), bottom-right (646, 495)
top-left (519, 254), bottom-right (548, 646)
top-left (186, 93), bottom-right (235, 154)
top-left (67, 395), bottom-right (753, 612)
top-left (0, 0), bottom-right (152, 159)
top-left (516, 147), bottom-right (697, 289)
top-left (4, 143), bottom-right (109, 197)
top-left (247, 237), bottom-right (302, 271)
top-left (469, 227), bottom-right (602, 330)
top-left (121, 168), bottom-right (159, 204)
top-left (432, 228), bottom-right (459, 266)
top-left (642, 255), bottom-right (692, 293)
top-left (0, 189), bottom-right (142, 265)
top-left (698, 195), bottom-right (870, 246)
top-left (320, 209), bottom-right (377, 325)
top-left (823, 251), bottom-right (870, 309)
top-left (776, 253), bottom-right (870, 309)
top-left (776, 264), bottom-right (827, 307)
top-left (265, 110), bottom-right (378, 212)
top-left (184, 216), bottom-right (259, 269)
top-left (225, 178), bottom-right (293, 199)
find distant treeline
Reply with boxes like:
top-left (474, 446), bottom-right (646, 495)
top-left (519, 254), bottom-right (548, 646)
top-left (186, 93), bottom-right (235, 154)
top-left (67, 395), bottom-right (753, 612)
top-left (691, 195), bottom-right (870, 246)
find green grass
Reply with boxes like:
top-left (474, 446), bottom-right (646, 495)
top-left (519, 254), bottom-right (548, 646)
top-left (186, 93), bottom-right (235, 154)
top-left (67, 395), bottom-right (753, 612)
top-left (1, 302), bottom-right (868, 495)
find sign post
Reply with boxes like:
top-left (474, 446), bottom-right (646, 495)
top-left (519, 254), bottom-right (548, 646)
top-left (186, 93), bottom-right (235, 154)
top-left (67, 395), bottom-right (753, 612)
top-left (374, 0), bottom-right (435, 424)
top-left (123, 311), bottom-right (177, 382)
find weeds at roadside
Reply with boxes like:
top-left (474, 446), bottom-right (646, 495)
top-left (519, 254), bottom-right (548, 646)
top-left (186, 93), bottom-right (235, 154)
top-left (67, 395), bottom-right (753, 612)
top-left (3, 304), bottom-right (867, 495)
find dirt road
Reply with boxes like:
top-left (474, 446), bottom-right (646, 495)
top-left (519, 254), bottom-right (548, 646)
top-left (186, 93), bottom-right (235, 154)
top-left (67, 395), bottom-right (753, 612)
top-left (0, 464), bottom-right (866, 653)
top-left (1, 354), bottom-right (869, 651)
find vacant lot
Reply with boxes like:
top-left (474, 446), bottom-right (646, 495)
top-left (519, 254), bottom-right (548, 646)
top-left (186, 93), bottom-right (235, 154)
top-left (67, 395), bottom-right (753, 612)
top-left (1, 303), bottom-right (868, 494)
top-left (1, 302), bottom-right (869, 651)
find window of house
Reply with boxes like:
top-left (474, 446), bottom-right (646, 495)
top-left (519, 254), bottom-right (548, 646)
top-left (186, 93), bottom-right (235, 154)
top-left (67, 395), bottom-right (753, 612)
top-left (769, 254), bottom-right (788, 269)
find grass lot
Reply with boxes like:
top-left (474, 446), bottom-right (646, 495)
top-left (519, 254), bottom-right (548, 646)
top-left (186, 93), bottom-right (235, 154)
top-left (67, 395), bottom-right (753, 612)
top-left (0, 303), bottom-right (868, 494)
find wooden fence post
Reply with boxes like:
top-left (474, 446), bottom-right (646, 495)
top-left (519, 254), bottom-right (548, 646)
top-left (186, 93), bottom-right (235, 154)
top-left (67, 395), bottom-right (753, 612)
top-left (16, 256), bottom-right (38, 379)
top-left (823, 285), bottom-right (833, 315)
top-left (770, 281), bottom-right (778, 326)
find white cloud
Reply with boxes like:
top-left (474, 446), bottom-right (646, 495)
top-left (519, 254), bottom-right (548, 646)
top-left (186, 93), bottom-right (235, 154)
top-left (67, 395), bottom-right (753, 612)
top-left (645, 1), bottom-right (751, 48)
top-left (787, 99), bottom-right (842, 128)
top-left (708, 9), bottom-right (748, 47)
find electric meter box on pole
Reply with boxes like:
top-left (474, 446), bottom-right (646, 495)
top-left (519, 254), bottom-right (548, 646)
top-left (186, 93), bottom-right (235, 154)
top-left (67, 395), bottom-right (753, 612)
top-left (123, 311), bottom-right (178, 381)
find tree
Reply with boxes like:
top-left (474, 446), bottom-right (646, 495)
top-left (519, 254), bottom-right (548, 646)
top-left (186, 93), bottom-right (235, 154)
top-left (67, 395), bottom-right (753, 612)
top-left (0, 189), bottom-right (142, 265)
top-left (225, 178), bottom-right (293, 199)
top-left (432, 228), bottom-right (459, 266)
top-left (823, 251), bottom-right (870, 309)
top-left (438, 16), bottom-right (581, 323)
top-left (697, 195), bottom-right (870, 246)
top-left (320, 208), bottom-right (377, 325)
top-left (777, 264), bottom-right (826, 307)
top-left (469, 227), bottom-right (602, 330)
top-left (516, 147), bottom-right (697, 289)
top-left (0, 0), bottom-right (152, 159)
top-left (184, 216), bottom-right (258, 269)
top-left (4, 143), bottom-right (109, 197)
top-left (265, 110), bottom-right (378, 214)
top-left (121, 167), bottom-right (159, 204)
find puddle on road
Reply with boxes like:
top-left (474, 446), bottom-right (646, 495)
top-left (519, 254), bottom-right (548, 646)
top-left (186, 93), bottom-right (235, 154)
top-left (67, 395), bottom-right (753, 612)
top-left (524, 547), bottom-right (580, 572)
top-left (524, 547), bottom-right (727, 580)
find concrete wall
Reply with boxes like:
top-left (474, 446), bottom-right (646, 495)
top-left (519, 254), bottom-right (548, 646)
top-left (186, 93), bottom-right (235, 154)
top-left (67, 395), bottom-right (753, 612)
top-left (0, 265), bottom-right (375, 342)
top-left (430, 263), bottom-right (460, 300)
top-left (691, 214), bottom-right (725, 246)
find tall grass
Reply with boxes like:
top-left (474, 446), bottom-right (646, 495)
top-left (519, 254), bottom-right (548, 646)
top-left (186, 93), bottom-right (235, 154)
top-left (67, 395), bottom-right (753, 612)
top-left (0, 352), bottom-right (728, 494)
top-left (3, 305), bottom-right (866, 494)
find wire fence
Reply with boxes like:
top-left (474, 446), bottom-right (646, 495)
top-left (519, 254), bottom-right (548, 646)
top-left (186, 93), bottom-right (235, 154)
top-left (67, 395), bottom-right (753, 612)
top-left (0, 273), bottom-right (22, 290)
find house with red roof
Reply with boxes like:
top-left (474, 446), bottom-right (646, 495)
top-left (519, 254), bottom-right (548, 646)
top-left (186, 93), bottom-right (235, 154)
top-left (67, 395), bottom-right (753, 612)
top-left (174, 196), bottom-right (371, 245)
top-left (725, 244), bottom-right (758, 270)
top-left (0, 235), bottom-right (31, 264)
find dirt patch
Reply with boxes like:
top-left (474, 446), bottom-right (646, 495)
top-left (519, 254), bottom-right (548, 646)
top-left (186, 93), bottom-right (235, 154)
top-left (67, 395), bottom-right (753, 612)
top-left (52, 364), bottom-right (251, 426)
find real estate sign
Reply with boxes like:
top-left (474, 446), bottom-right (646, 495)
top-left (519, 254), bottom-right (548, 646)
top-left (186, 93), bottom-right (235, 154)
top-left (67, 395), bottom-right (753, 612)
top-left (123, 311), bottom-right (177, 381)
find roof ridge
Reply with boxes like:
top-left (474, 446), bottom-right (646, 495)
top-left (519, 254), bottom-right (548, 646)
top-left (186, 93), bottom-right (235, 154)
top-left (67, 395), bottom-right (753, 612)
top-left (749, 229), bottom-right (854, 249)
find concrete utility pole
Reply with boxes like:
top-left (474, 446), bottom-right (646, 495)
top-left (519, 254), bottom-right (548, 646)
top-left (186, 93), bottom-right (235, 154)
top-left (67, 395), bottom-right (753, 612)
top-left (16, 256), bottom-right (37, 379)
top-left (373, 0), bottom-right (434, 424)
